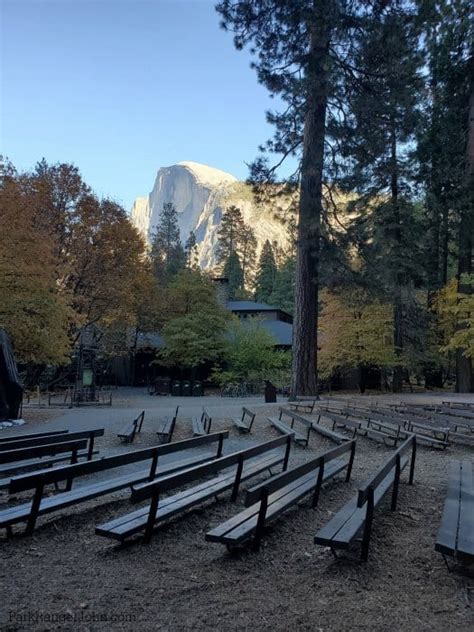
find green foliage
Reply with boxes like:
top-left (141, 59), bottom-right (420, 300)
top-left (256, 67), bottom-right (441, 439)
top-left (223, 251), bottom-right (244, 299)
top-left (157, 269), bottom-right (228, 369)
top-left (254, 240), bottom-right (277, 303)
top-left (269, 257), bottom-right (295, 314)
top-left (213, 317), bottom-right (290, 384)
top-left (150, 203), bottom-right (185, 283)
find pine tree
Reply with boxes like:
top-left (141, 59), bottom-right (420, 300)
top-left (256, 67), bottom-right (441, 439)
top-left (216, 205), bottom-right (245, 263)
top-left (336, 7), bottom-right (424, 391)
top-left (255, 240), bottom-right (277, 303)
top-left (150, 202), bottom-right (185, 283)
top-left (223, 251), bottom-right (244, 299)
top-left (269, 257), bottom-right (296, 314)
top-left (240, 224), bottom-right (258, 288)
top-left (185, 231), bottom-right (199, 269)
top-left (216, 0), bottom-right (409, 396)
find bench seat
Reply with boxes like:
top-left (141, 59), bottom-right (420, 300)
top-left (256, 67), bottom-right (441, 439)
top-left (268, 417), bottom-right (304, 442)
top-left (314, 455), bottom-right (408, 551)
top-left (95, 452), bottom-right (283, 541)
top-left (435, 460), bottom-right (474, 563)
top-left (0, 453), bottom-right (216, 531)
top-left (0, 449), bottom-right (98, 480)
top-left (206, 458), bottom-right (347, 546)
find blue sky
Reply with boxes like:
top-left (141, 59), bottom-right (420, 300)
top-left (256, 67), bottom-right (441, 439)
top-left (1, 0), bottom-right (281, 210)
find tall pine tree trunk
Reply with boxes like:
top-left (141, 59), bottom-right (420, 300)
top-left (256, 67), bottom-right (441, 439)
top-left (455, 58), bottom-right (474, 393)
top-left (389, 117), bottom-right (404, 393)
top-left (290, 10), bottom-right (330, 398)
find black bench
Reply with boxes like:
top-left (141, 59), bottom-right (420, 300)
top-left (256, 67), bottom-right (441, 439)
top-left (314, 434), bottom-right (417, 561)
top-left (268, 407), bottom-right (313, 446)
top-left (0, 428), bottom-right (104, 479)
top-left (1, 431), bottom-right (229, 537)
top-left (156, 406), bottom-right (178, 444)
top-left (327, 409), bottom-right (407, 447)
top-left (0, 429), bottom-right (69, 444)
top-left (192, 408), bottom-right (212, 436)
top-left (117, 411), bottom-right (145, 443)
top-left (206, 439), bottom-right (356, 551)
top-left (287, 398), bottom-right (317, 414)
top-left (231, 407), bottom-right (256, 433)
top-left (95, 435), bottom-right (292, 544)
top-left (435, 459), bottom-right (474, 567)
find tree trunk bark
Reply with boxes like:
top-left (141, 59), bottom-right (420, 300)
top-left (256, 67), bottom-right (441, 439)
top-left (455, 58), bottom-right (474, 393)
top-left (290, 9), bottom-right (331, 398)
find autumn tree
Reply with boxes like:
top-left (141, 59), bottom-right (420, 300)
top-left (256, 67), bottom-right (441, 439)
top-left (0, 160), bottom-right (71, 365)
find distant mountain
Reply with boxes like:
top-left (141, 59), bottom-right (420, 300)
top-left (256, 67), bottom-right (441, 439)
top-left (130, 161), bottom-right (290, 269)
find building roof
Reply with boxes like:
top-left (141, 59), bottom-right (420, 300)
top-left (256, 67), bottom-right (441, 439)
top-left (259, 319), bottom-right (293, 347)
top-left (227, 300), bottom-right (280, 312)
top-left (136, 331), bottom-right (165, 350)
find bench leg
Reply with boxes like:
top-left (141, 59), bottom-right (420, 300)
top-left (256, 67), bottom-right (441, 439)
top-left (252, 489), bottom-right (269, 552)
top-left (360, 489), bottom-right (374, 562)
top-left (26, 484), bottom-right (44, 536)
top-left (143, 492), bottom-right (160, 544)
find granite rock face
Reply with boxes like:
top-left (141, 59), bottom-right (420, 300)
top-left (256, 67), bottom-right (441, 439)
top-left (131, 161), bottom-right (289, 269)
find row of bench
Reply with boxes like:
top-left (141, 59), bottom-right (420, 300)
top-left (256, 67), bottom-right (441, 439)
top-left (2, 422), bottom-right (471, 567)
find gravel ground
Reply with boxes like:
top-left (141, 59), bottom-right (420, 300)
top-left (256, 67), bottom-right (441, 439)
top-left (1, 393), bottom-right (473, 631)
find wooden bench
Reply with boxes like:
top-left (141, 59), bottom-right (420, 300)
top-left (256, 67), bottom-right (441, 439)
top-left (268, 407), bottom-right (314, 446)
top-left (117, 411), bottom-right (145, 443)
top-left (314, 434), bottom-right (417, 561)
top-left (95, 435), bottom-right (292, 544)
top-left (327, 409), bottom-right (408, 447)
top-left (231, 407), bottom-right (256, 433)
top-left (0, 429), bottom-right (69, 444)
top-left (1, 431), bottom-right (229, 537)
top-left (206, 439), bottom-right (356, 551)
top-left (192, 408), bottom-right (212, 436)
top-left (435, 459), bottom-right (474, 567)
top-left (0, 428), bottom-right (103, 478)
top-left (156, 406), bottom-right (179, 444)
top-left (287, 398), bottom-right (317, 414)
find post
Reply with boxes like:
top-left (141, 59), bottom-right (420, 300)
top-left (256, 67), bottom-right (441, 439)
top-left (87, 434), bottom-right (95, 461)
top-left (231, 455), bottom-right (244, 502)
top-left (26, 483), bottom-right (44, 535)
top-left (312, 459), bottom-right (325, 508)
top-left (149, 451), bottom-right (159, 481)
top-left (346, 441), bottom-right (356, 482)
top-left (283, 436), bottom-right (291, 471)
top-left (217, 434), bottom-right (224, 458)
top-left (360, 487), bottom-right (374, 562)
top-left (408, 437), bottom-right (416, 485)
top-left (66, 449), bottom-right (79, 492)
top-left (144, 490), bottom-right (160, 544)
top-left (252, 488), bottom-right (269, 551)
top-left (391, 453), bottom-right (401, 511)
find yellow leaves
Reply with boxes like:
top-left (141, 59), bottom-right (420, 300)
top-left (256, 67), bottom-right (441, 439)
top-left (436, 275), bottom-right (474, 359)
top-left (318, 288), bottom-right (396, 378)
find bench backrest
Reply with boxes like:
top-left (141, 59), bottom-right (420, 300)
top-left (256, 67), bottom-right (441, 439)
top-left (242, 407), bottom-right (256, 428)
top-left (324, 411), bottom-right (362, 429)
top-left (0, 429), bottom-right (69, 444)
top-left (9, 431), bottom-right (230, 493)
top-left (279, 407), bottom-right (313, 428)
top-left (357, 434), bottom-right (416, 508)
top-left (202, 407), bottom-right (212, 433)
top-left (0, 439), bottom-right (88, 464)
top-left (0, 428), bottom-right (104, 459)
top-left (136, 410), bottom-right (145, 432)
top-left (131, 434), bottom-right (292, 502)
top-left (244, 439), bottom-right (356, 506)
